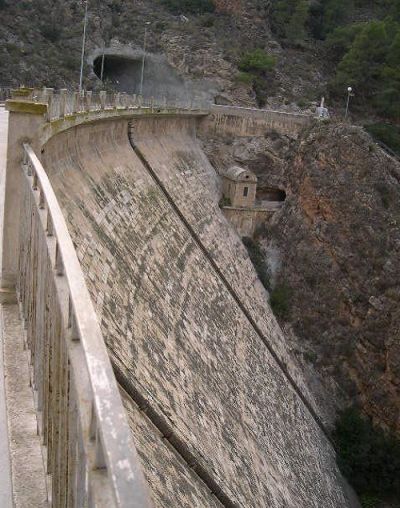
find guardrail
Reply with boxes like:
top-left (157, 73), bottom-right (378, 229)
top-left (11, 87), bottom-right (210, 121)
top-left (17, 144), bottom-right (151, 507)
top-left (0, 87), bottom-right (12, 103)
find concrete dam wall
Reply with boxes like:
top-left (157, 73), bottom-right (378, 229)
top-left (41, 114), bottom-right (352, 507)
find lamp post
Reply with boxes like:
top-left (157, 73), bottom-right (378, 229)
top-left (345, 86), bottom-right (353, 120)
top-left (79, 0), bottom-right (89, 93)
top-left (139, 22), bottom-right (151, 96)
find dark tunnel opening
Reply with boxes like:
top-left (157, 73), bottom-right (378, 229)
top-left (257, 187), bottom-right (287, 202)
top-left (92, 53), bottom-right (190, 100)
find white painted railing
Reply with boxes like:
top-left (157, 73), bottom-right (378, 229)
top-left (17, 144), bottom-right (151, 508)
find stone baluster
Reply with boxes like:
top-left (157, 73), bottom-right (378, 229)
top-left (59, 89), bottom-right (67, 118)
top-left (72, 91), bottom-right (80, 114)
top-left (121, 92), bottom-right (128, 109)
top-left (86, 91), bottom-right (92, 112)
top-left (114, 93), bottom-right (120, 109)
top-left (43, 87), bottom-right (54, 121)
top-left (100, 91), bottom-right (106, 110)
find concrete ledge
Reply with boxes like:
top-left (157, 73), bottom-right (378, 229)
top-left (0, 306), bottom-right (12, 508)
top-left (5, 101), bottom-right (47, 115)
top-left (2, 304), bottom-right (48, 507)
top-left (0, 289), bottom-right (17, 304)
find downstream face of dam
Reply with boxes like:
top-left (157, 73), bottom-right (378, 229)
top-left (41, 114), bottom-right (352, 507)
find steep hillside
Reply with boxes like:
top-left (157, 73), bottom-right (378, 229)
top-left (202, 121), bottom-right (400, 437)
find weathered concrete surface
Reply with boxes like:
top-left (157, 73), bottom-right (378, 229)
top-left (120, 388), bottom-right (222, 507)
top-left (41, 115), bottom-right (353, 507)
top-left (200, 105), bottom-right (313, 139)
top-left (0, 107), bottom-right (13, 508)
top-left (2, 304), bottom-right (48, 508)
top-left (0, 107), bottom-right (8, 270)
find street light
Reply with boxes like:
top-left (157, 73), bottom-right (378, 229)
top-left (345, 86), bottom-right (353, 120)
top-left (139, 22), bottom-right (151, 96)
top-left (79, 0), bottom-right (89, 93)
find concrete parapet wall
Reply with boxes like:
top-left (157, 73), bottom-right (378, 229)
top-left (201, 104), bottom-right (313, 138)
top-left (222, 206), bottom-right (273, 237)
top-left (38, 112), bottom-right (352, 507)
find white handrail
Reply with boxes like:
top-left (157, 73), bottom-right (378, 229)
top-left (19, 143), bottom-right (151, 507)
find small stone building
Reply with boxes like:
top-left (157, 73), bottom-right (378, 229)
top-left (222, 166), bottom-right (257, 208)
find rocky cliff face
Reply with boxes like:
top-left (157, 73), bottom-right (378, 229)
top-left (273, 123), bottom-right (400, 433)
top-left (203, 121), bottom-right (400, 433)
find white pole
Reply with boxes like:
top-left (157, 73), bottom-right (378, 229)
top-left (100, 51), bottom-right (105, 82)
top-left (139, 23), bottom-right (150, 96)
top-left (345, 86), bottom-right (352, 120)
top-left (79, 0), bottom-right (89, 93)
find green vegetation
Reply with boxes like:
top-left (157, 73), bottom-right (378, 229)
top-left (333, 407), bottom-right (400, 507)
top-left (242, 237), bottom-right (270, 290)
top-left (219, 196), bottom-right (231, 207)
top-left (237, 49), bottom-right (277, 106)
top-left (270, 284), bottom-right (291, 320)
top-left (331, 20), bottom-right (400, 118)
top-left (270, 0), bottom-right (400, 119)
top-left (365, 123), bottom-right (400, 156)
top-left (238, 49), bottom-right (276, 73)
top-left (161, 0), bottom-right (215, 15)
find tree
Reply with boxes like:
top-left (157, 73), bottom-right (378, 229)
top-left (325, 23), bottom-right (365, 62)
top-left (333, 21), bottom-right (389, 99)
top-left (286, 0), bottom-right (310, 44)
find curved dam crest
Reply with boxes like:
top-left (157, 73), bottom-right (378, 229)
top-left (41, 114), bottom-right (352, 507)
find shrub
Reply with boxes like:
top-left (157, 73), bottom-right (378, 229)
top-left (270, 284), bottom-right (291, 319)
top-left (161, 0), bottom-right (215, 15)
top-left (333, 407), bottom-right (400, 503)
top-left (235, 71), bottom-right (254, 85)
top-left (365, 123), bottom-right (400, 157)
top-left (219, 196), bottom-right (231, 207)
top-left (238, 49), bottom-right (276, 73)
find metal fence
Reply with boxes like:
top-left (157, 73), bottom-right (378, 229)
top-left (17, 144), bottom-right (151, 508)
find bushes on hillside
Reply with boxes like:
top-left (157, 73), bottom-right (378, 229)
top-left (237, 49), bottom-right (277, 107)
top-left (161, 0), bottom-right (215, 15)
top-left (365, 123), bottom-right (400, 156)
top-left (333, 407), bottom-right (400, 506)
top-left (331, 20), bottom-right (400, 119)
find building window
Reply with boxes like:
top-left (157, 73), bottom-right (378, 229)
top-left (243, 186), bottom-right (249, 197)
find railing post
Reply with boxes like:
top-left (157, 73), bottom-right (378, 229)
top-left (121, 92), bottom-right (128, 109)
top-left (72, 91), bottom-right (79, 114)
top-left (114, 93), bottom-right (120, 109)
top-left (1, 101), bottom-right (47, 297)
top-left (43, 87), bottom-right (54, 122)
top-left (85, 91), bottom-right (92, 112)
top-left (60, 89), bottom-right (67, 118)
top-left (100, 91), bottom-right (106, 110)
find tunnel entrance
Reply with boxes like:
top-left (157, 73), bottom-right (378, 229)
top-left (92, 52), bottom-right (189, 100)
top-left (257, 187), bottom-right (287, 202)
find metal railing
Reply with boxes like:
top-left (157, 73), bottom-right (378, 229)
top-left (17, 144), bottom-right (151, 507)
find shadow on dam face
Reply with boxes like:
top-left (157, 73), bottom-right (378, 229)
top-left (93, 53), bottom-right (191, 101)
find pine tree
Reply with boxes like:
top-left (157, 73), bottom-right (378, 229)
top-left (286, 0), bottom-right (309, 44)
